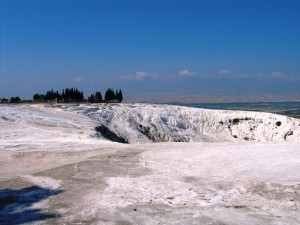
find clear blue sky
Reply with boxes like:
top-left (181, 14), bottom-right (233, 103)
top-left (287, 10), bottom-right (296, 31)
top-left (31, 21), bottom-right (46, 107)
top-left (1, 0), bottom-right (300, 100)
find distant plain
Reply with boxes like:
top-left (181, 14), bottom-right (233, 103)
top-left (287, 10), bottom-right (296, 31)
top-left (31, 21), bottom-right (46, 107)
top-left (167, 102), bottom-right (300, 118)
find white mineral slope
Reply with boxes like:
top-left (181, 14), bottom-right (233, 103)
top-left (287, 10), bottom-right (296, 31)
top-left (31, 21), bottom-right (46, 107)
top-left (0, 104), bottom-right (300, 224)
top-left (0, 104), bottom-right (123, 177)
top-left (1, 104), bottom-right (300, 146)
top-left (0, 104), bottom-right (113, 151)
top-left (80, 103), bottom-right (300, 143)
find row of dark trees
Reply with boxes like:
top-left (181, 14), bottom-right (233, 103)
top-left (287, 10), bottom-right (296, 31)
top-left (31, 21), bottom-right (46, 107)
top-left (0, 97), bottom-right (21, 103)
top-left (87, 89), bottom-right (123, 103)
top-left (105, 89), bottom-right (123, 102)
top-left (33, 88), bottom-right (123, 103)
top-left (33, 88), bottom-right (84, 102)
top-left (87, 91), bottom-right (102, 102)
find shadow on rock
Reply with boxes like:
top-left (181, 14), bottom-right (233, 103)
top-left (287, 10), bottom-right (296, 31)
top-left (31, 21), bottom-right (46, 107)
top-left (0, 186), bottom-right (62, 224)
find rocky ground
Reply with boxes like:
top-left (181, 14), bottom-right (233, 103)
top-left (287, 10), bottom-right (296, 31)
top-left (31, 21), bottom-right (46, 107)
top-left (0, 104), bottom-right (299, 224)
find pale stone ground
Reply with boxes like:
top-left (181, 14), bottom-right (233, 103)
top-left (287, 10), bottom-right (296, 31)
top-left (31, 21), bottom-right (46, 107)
top-left (0, 104), bottom-right (299, 224)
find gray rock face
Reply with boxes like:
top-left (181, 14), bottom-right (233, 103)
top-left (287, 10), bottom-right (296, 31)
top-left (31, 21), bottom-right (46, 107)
top-left (95, 125), bottom-right (128, 143)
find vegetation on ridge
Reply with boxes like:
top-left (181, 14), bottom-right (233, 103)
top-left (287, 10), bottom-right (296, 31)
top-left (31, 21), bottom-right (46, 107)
top-left (0, 87), bottom-right (123, 104)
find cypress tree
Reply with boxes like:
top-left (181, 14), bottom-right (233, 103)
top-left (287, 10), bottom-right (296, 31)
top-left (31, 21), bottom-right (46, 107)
top-left (105, 88), bottom-right (115, 102)
top-left (116, 89), bottom-right (123, 102)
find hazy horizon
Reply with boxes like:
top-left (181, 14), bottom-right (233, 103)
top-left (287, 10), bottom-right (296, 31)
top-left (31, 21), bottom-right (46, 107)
top-left (1, 0), bottom-right (300, 100)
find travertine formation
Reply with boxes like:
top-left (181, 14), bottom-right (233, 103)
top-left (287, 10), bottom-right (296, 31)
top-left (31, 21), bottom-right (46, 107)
top-left (0, 104), bottom-right (299, 224)
top-left (82, 103), bottom-right (300, 143)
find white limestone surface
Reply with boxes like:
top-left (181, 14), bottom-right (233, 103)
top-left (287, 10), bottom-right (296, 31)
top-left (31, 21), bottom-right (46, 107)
top-left (0, 104), bottom-right (299, 224)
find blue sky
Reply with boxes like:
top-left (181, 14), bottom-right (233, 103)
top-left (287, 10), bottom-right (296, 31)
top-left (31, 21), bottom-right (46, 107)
top-left (1, 0), bottom-right (300, 100)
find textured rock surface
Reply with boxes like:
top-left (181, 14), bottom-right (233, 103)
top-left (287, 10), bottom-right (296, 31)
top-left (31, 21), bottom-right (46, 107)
top-left (0, 104), bottom-right (299, 224)
top-left (81, 103), bottom-right (300, 143)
